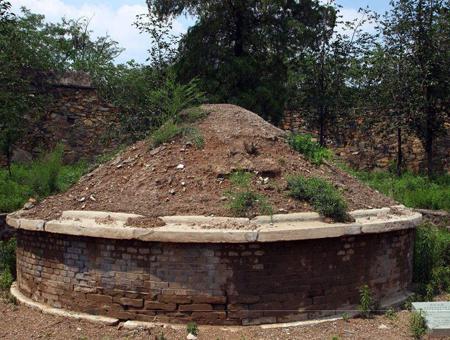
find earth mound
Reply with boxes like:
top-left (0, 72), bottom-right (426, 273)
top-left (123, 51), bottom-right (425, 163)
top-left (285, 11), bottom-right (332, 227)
top-left (24, 104), bottom-right (395, 221)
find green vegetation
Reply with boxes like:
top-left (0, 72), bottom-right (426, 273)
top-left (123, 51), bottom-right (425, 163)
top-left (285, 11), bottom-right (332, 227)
top-left (148, 106), bottom-right (207, 148)
top-left (352, 171), bottom-right (450, 212)
top-left (225, 170), bottom-right (273, 218)
top-left (287, 176), bottom-right (351, 222)
top-left (414, 224), bottom-right (450, 298)
top-left (358, 285), bottom-right (375, 319)
top-left (409, 311), bottom-right (427, 339)
top-left (0, 147), bottom-right (88, 213)
top-left (288, 133), bottom-right (332, 165)
top-left (186, 321), bottom-right (199, 336)
top-left (385, 307), bottom-right (397, 320)
top-left (0, 238), bottom-right (16, 291)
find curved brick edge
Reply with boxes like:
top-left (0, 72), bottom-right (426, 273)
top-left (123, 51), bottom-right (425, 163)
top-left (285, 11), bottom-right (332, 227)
top-left (6, 206), bottom-right (422, 243)
top-left (15, 228), bottom-right (415, 325)
top-left (10, 282), bottom-right (119, 326)
top-left (10, 280), bottom-right (413, 330)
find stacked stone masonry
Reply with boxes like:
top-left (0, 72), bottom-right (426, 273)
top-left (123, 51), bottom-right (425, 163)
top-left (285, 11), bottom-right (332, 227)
top-left (16, 229), bottom-right (414, 325)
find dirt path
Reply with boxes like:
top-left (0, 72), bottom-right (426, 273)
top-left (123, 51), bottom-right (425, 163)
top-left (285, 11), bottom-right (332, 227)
top-left (0, 299), bottom-right (422, 340)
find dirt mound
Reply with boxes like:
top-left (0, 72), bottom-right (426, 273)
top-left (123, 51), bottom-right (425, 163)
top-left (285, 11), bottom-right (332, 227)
top-left (24, 104), bottom-right (395, 220)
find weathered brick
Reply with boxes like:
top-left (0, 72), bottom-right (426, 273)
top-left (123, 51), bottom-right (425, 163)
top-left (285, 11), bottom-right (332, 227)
top-left (144, 301), bottom-right (176, 311)
top-left (179, 304), bottom-right (213, 312)
top-left (119, 297), bottom-right (143, 308)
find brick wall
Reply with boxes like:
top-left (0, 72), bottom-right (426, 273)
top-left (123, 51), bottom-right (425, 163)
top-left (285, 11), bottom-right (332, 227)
top-left (16, 229), bottom-right (414, 325)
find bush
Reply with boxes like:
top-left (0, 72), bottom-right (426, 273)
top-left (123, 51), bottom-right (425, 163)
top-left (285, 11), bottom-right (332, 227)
top-left (287, 176), bottom-right (351, 222)
top-left (410, 311), bottom-right (427, 339)
top-left (288, 133), bottom-right (332, 165)
top-left (351, 171), bottom-right (450, 212)
top-left (225, 171), bottom-right (273, 217)
top-left (0, 238), bottom-right (16, 290)
top-left (414, 224), bottom-right (450, 297)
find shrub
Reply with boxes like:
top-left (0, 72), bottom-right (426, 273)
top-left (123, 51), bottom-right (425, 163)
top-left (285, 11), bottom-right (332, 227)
top-left (186, 321), bottom-right (199, 336)
top-left (414, 224), bottom-right (450, 297)
top-left (409, 311), bottom-right (427, 339)
top-left (0, 238), bottom-right (16, 290)
top-left (225, 171), bottom-right (273, 217)
top-left (287, 176), bottom-right (351, 222)
top-left (358, 285), bottom-right (374, 318)
top-left (288, 133), bottom-right (332, 165)
top-left (385, 307), bottom-right (397, 320)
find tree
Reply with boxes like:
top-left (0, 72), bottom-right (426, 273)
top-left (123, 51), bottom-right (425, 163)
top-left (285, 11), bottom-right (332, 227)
top-left (0, 5), bottom-right (123, 173)
top-left (380, 0), bottom-right (449, 177)
top-left (289, 2), bottom-right (376, 146)
top-left (146, 0), bottom-right (324, 124)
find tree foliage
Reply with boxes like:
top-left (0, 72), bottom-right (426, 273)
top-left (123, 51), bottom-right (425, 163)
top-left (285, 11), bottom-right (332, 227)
top-left (146, 0), bottom-right (325, 123)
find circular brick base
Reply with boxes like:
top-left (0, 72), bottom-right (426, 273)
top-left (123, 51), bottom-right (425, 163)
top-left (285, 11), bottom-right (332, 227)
top-left (15, 228), bottom-right (414, 325)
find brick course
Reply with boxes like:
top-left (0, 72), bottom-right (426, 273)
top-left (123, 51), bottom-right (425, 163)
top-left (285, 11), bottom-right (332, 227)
top-left (16, 229), bottom-right (414, 325)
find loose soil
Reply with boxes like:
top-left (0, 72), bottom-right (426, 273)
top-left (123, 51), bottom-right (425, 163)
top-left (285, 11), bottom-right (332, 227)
top-left (0, 299), bottom-right (426, 340)
top-left (24, 104), bottom-right (395, 221)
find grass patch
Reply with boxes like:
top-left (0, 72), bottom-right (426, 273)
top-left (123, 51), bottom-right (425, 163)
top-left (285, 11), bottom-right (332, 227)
top-left (414, 224), bottom-right (450, 298)
top-left (349, 171), bottom-right (450, 212)
top-left (288, 133), bottom-right (332, 165)
top-left (149, 106), bottom-right (208, 149)
top-left (287, 176), bottom-right (351, 222)
top-left (225, 170), bottom-right (273, 217)
top-left (0, 148), bottom-right (88, 213)
top-left (149, 119), bottom-right (184, 147)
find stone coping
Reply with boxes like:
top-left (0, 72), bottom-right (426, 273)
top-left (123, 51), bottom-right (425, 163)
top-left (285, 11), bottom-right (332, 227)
top-left (6, 205), bottom-right (421, 243)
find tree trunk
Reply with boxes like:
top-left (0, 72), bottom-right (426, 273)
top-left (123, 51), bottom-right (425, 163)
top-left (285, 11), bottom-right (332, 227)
top-left (425, 108), bottom-right (434, 178)
top-left (6, 146), bottom-right (11, 177)
top-left (396, 127), bottom-right (402, 177)
top-left (319, 105), bottom-right (326, 146)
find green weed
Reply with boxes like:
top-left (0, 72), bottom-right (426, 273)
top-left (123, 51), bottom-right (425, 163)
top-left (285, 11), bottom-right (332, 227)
top-left (226, 171), bottom-right (273, 217)
top-left (288, 133), bottom-right (332, 165)
top-left (409, 311), bottom-right (427, 339)
top-left (186, 321), bottom-right (199, 336)
top-left (358, 285), bottom-right (374, 319)
top-left (287, 176), bottom-right (351, 222)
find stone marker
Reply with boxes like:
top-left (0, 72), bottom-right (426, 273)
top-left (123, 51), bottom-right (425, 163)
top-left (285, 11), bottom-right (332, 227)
top-left (412, 302), bottom-right (450, 337)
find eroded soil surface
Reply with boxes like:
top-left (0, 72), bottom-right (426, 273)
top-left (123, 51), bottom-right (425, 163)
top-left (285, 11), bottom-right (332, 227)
top-left (25, 104), bottom-right (395, 221)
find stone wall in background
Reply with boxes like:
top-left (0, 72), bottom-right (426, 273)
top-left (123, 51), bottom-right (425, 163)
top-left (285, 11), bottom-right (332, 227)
top-left (281, 111), bottom-right (449, 173)
top-left (6, 72), bottom-right (121, 165)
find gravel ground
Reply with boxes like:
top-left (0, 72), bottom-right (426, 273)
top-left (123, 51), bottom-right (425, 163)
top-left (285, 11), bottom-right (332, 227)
top-left (1, 297), bottom-right (440, 340)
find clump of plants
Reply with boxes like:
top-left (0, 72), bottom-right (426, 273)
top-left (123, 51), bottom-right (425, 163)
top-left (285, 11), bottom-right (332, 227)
top-left (186, 321), bottom-right (199, 336)
top-left (225, 170), bottom-right (273, 218)
top-left (0, 238), bottom-right (16, 291)
top-left (413, 224), bottom-right (450, 299)
top-left (287, 176), bottom-right (352, 222)
top-left (149, 106), bottom-right (208, 148)
top-left (0, 146), bottom-right (88, 213)
top-left (358, 284), bottom-right (375, 319)
top-left (409, 310), bottom-right (427, 339)
top-left (287, 133), bottom-right (332, 165)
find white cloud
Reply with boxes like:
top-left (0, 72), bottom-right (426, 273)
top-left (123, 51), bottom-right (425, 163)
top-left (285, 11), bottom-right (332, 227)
top-left (11, 0), bottom-right (191, 63)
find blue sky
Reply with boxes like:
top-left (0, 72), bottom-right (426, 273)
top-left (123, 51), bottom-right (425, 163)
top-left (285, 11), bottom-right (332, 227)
top-left (12, 0), bottom-right (392, 64)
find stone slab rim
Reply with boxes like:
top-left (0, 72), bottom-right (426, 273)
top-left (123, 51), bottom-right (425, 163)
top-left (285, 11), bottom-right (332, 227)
top-left (6, 205), bottom-right (422, 243)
